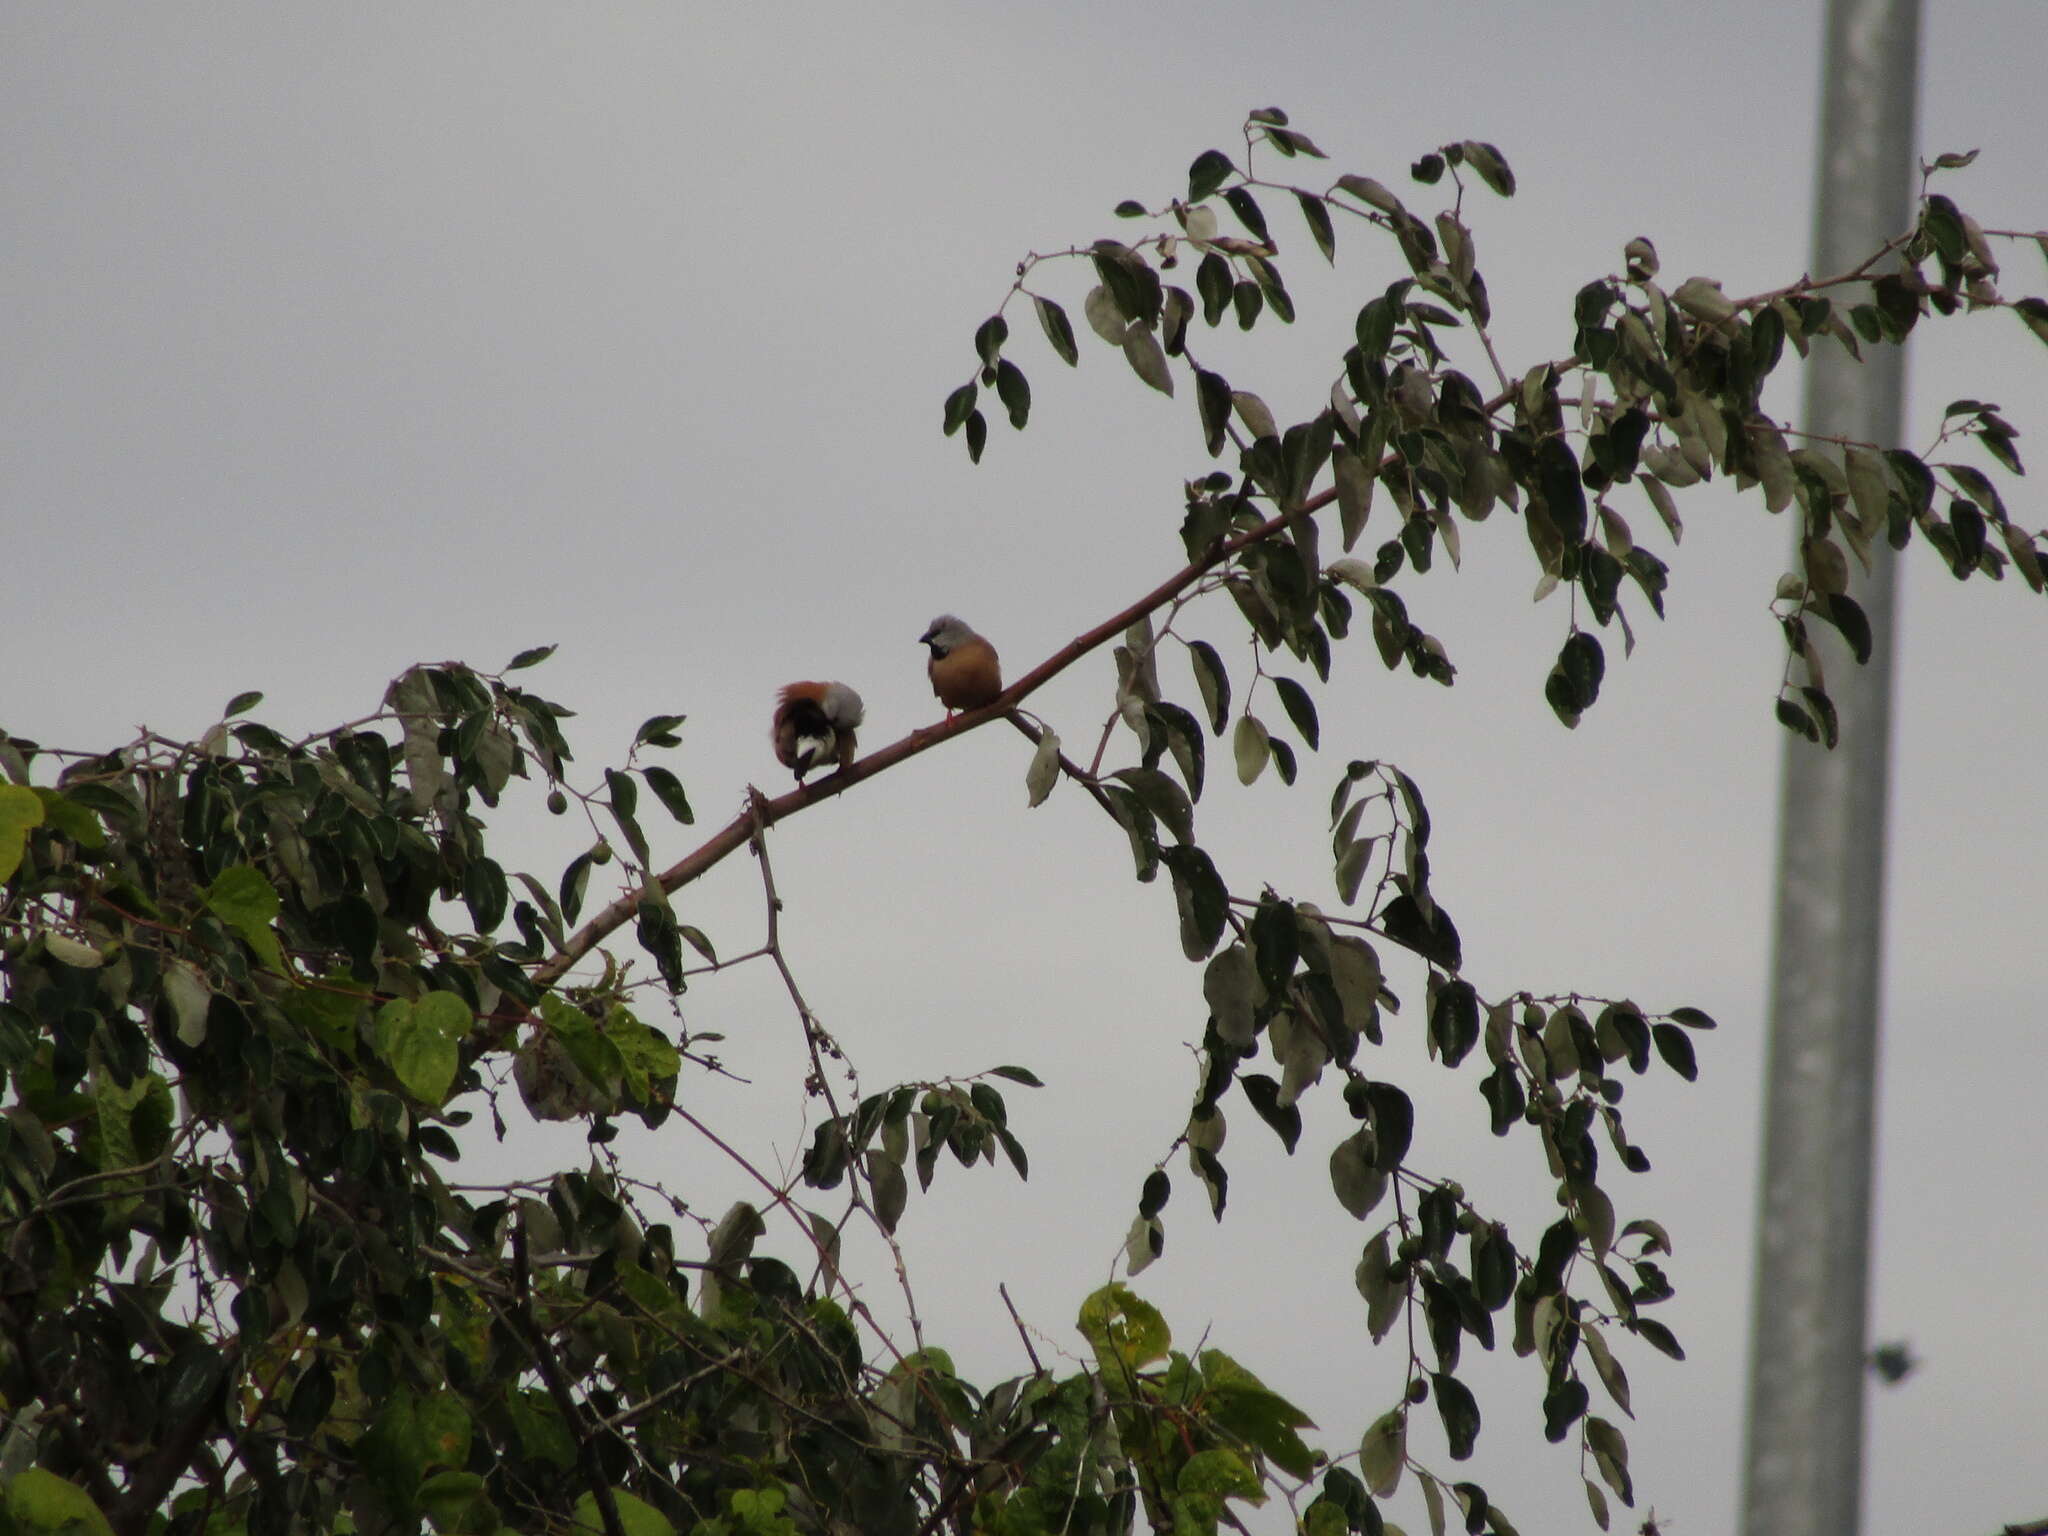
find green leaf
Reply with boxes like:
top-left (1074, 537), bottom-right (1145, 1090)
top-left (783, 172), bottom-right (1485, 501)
top-left (1359, 1407), bottom-right (1406, 1497)
top-left (1024, 728), bottom-right (1062, 808)
top-left (1233, 715), bottom-right (1271, 785)
top-left (572, 1488), bottom-right (673, 1536)
top-left (989, 1063), bottom-right (1043, 1087)
top-left (224, 690), bottom-right (264, 717)
top-left (375, 995), bottom-right (470, 1106)
top-left (1329, 1129), bottom-right (1388, 1219)
top-left (1204, 1376), bottom-right (1318, 1479)
top-left (1123, 327), bottom-right (1175, 395)
top-left (3, 1469), bottom-right (117, 1536)
top-left (1177, 1447), bottom-right (1264, 1502)
top-left (0, 782), bottom-right (46, 883)
top-left (203, 864), bottom-right (286, 973)
top-left (1337, 174), bottom-right (1405, 217)
top-left (1583, 1328), bottom-right (1632, 1417)
top-left (1033, 295), bottom-right (1079, 366)
top-left (506, 643), bottom-right (557, 671)
top-left (1077, 1283), bottom-right (1171, 1371)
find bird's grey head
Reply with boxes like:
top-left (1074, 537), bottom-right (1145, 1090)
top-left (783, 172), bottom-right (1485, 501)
top-left (920, 614), bottom-right (972, 654)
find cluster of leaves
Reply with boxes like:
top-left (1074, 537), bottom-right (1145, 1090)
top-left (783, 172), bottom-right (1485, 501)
top-left (1014, 595), bottom-right (1708, 1530)
top-left (952, 109), bottom-right (2044, 745)
top-left (0, 659), bottom-right (1358, 1536)
top-left (1, 108), bottom-right (2041, 1536)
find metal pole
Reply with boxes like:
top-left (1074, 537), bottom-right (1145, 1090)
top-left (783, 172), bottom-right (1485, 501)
top-left (1741, 2), bottom-right (1920, 1534)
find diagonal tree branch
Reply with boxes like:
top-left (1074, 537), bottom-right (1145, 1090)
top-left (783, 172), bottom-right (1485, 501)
top-left (534, 482), bottom-right (1335, 990)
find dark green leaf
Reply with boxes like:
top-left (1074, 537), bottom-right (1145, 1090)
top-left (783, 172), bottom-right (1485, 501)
top-left (995, 359), bottom-right (1031, 429)
top-left (1197, 253), bottom-right (1232, 326)
top-left (974, 313), bottom-right (1008, 367)
top-left (1366, 1082), bottom-right (1414, 1172)
top-left (1033, 295), bottom-right (1079, 366)
top-left (634, 713), bottom-right (686, 748)
top-left (1432, 1372), bottom-right (1482, 1459)
top-left (1379, 894), bottom-right (1461, 971)
top-left (1775, 695), bottom-right (1818, 742)
top-left (639, 765), bottom-right (694, 825)
top-left (1273, 676), bottom-right (1320, 750)
top-left (1430, 978), bottom-right (1481, 1067)
top-left (1543, 1378), bottom-right (1590, 1443)
top-left (286, 1358), bottom-right (336, 1439)
top-left (1240, 1073), bottom-right (1302, 1154)
top-left (559, 852), bottom-right (593, 924)
top-left (1250, 897), bottom-right (1300, 992)
top-left (1633, 1317), bottom-right (1685, 1360)
top-left (1458, 141), bottom-right (1515, 197)
top-left (1819, 592), bottom-right (1873, 665)
top-left (943, 382), bottom-right (977, 436)
top-left (1297, 193), bottom-right (1337, 264)
top-left (1162, 845), bottom-right (1229, 960)
top-left (1481, 1063), bottom-right (1524, 1137)
top-left (1223, 187), bottom-right (1270, 245)
top-left (1650, 1023), bottom-right (1698, 1081)
top-left (1190, 641), bottom-right (1231, 735)
top-left (1140, 1169), bottom-right (1171, 1218)
top-left (2015, 296), bottom-right (2048, 348)
top-left (224, 691), bottom-right (263, 718)
top-left (1536, 438), bottom-right (1589, 543)
top-left (1197, 369), bottom-right (1232, 458)
top-left (1799, 686), bottom-right (1840, 749)
top-left (1189, 149), bottom-right (1236, 203)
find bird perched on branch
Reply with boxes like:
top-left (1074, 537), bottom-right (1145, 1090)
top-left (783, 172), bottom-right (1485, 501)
top-left (772, 681), bottom-right (865, 782)
top-left (920, 615), bottom-right (1003, 715)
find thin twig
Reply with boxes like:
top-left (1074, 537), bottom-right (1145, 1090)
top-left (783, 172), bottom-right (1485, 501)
top-left (998, 1283), bottom-right (1046, 1377)
top-left (531, 485), bottom-right (1334, 995)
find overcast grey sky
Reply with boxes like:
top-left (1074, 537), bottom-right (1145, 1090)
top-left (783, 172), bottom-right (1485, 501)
top-left (5, 4), bottom-right (2044, 1532)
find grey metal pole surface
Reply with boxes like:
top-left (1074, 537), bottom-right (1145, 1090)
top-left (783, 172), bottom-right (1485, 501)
top-left (1740, 2), bottom-right (1921, 1534)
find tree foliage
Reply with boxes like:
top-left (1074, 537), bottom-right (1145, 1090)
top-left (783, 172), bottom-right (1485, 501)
top-left (1, 112), bottom-right (2040, 1536)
